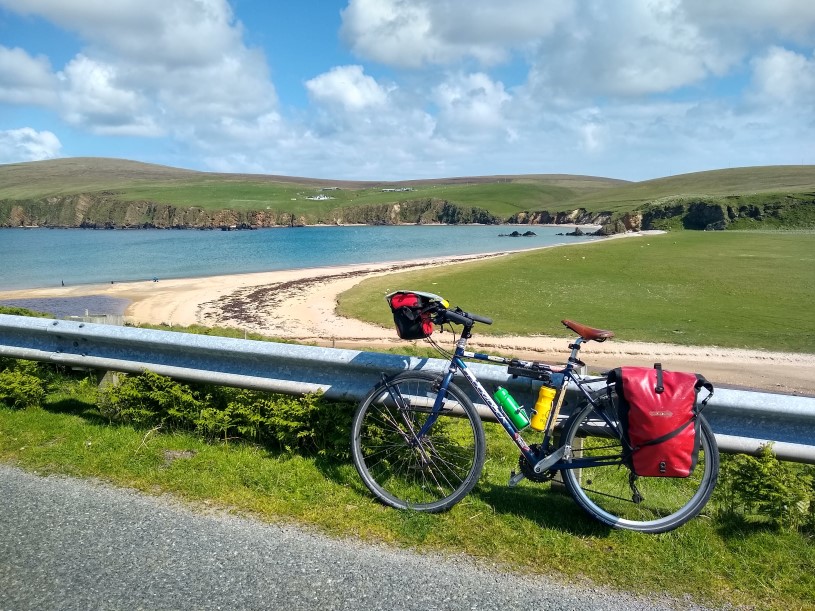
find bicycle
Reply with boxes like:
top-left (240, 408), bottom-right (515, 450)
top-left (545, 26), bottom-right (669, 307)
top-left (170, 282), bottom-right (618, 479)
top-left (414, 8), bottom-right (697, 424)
top-left (351, 292), bottom-right (719, 534)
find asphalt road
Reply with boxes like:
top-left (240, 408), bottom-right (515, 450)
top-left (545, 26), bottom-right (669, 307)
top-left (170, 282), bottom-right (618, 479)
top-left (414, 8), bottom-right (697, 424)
top-left (0, 464), bottom-right (710, 611)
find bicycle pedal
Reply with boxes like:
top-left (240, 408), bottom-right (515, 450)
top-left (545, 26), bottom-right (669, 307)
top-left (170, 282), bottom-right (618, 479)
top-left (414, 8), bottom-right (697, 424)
top-left (508, 471), bottom-right (526, 487)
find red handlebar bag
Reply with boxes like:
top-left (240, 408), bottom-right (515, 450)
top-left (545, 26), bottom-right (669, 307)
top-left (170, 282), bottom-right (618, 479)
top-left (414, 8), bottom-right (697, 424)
top-left (387, 291), bottom-right (434, 340)
top-left (607, 364), bottom-right (713, 477)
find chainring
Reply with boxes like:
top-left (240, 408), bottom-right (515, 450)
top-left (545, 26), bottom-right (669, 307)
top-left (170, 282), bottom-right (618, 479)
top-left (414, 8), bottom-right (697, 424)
top-left (518, 444), bottom-right (557, 483)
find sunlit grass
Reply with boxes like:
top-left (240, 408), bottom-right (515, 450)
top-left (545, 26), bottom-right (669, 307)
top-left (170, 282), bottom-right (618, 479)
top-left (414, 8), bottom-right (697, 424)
top-left (1, 377), bottom-right (814, 610)
top-left (338, 230), bottom-right (815, 353)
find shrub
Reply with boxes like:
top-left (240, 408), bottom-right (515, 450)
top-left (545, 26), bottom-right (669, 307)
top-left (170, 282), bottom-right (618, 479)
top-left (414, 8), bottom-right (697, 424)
top-left (262, 391), bottom-right (354, 458)
top-left (99, 370), bottom-right (208, 427)
top-left (196, 387), bottom-right (268, 442)
top-left (202, 386), bottom-right (354, 458)
top-left (717, 444), bottom-right (814, 531)
top-left (98, 371), bottom-right (354, 458)
top-left (0, 367), bottom-right (46, 409)
top-left (0, 305), bottom-right (51, 317)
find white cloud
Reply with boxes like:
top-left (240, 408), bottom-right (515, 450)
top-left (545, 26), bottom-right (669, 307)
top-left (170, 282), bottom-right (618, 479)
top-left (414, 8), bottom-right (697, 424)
top-left (681, 0), bottom-right (815, 43)
top-left (0, 0), bottom-right (242, 67)
top-left (527, 1), bottom-right (737, 98)
top-left (0, 0), bottom-right (276, 139)
top-left (339, 0), bottom-right (813, 100)
top-left (0, 0), bottom-right (813, 179)
top-left (340, 0), bottom-right (574, 68)
top-left (0, 128), bottom-right (62, 162)
top-left (433, 73), bottom-right (511, 140)
top-left (0, 46), bottom-right (58, 106)
top-left (305, 65), bottom-right (391, 112)
top-left (58, 54), bottom-right (162, 136)
top-left (750, 46), bottom-right (815, 106)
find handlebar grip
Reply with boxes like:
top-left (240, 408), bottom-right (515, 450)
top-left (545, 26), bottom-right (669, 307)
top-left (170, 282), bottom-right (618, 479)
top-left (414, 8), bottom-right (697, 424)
top-left (444, 309), bottom-right (471, 326)
top-left (443, 309), bottom-right (493, 326)
top-left (469, 312), bottom-right (493, 325)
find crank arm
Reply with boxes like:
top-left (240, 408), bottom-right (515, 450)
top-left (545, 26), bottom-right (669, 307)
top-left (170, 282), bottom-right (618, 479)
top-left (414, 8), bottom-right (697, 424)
top-left (533, 446), bottom-right (567, 473)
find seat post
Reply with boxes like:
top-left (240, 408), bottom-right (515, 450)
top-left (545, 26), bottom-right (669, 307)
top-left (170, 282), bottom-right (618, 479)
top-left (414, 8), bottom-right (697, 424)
top-left (567, 337), bottom-right (584, 364)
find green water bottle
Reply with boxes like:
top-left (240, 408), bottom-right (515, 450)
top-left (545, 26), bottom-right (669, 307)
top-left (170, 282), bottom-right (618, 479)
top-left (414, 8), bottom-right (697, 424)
top-left (494, 386), bottom-right (530, 430)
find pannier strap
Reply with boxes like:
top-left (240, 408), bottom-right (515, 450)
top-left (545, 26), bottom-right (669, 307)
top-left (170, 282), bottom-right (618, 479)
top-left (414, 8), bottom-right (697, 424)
top-left (654, 362), bottom-right (664, 394)
top-left (633, 417), bottom-right (694, 451)
top-left (697, 374), bottom-right (714, 407)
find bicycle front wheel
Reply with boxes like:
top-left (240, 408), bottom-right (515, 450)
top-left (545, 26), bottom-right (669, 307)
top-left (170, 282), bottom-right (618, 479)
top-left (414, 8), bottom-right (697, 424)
top-left (351, 372), bottom-right (486, 513)
top-left (560, 401), bottom-right (719, 533)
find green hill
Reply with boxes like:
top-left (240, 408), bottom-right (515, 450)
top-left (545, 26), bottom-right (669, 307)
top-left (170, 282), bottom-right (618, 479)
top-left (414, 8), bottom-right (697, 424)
top-left (571, 165), bottom-right (815, 211)
top-left (1, 157), bottom-right (813, 230)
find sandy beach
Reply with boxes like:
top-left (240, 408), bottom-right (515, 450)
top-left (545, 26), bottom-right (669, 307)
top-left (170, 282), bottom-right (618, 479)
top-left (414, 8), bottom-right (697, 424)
top-left (2, 237), bottom-right (813, 396)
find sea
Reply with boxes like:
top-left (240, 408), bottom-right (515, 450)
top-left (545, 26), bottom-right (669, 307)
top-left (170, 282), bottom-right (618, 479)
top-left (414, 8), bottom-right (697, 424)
top-left (0, 225), bottom-right (597, 316)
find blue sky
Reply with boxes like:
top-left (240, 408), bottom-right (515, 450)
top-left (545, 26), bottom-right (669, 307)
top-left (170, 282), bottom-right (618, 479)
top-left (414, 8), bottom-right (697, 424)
top-left (1, 0), bottom-right (813, 181)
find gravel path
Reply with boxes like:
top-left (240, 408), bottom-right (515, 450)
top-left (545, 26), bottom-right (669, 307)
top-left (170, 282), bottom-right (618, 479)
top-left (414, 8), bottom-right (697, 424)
top-left (0, 464), bottom-right (712, 611)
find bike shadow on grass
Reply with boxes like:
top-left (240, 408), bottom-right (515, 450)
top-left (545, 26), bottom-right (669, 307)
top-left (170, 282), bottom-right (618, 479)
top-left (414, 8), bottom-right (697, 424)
top-left (313, 456), bottom-right (613, 537)
top-left (45, 396), bottom-right (109, 426)
top-left (471, 480), bottom-right (614, 536)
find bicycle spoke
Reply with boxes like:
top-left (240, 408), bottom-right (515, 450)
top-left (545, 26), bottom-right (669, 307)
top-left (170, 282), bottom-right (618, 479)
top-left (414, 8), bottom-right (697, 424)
top-left (562, 402), bottom-right (719, 533)
top-left (352, 373), bottom-right (485, 512)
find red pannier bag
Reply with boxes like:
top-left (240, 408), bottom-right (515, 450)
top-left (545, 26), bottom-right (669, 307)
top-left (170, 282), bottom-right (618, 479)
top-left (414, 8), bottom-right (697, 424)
top-left (607, 364), bottom-right (713, 477)
top-left (386, 291), bottom-right (435, 340)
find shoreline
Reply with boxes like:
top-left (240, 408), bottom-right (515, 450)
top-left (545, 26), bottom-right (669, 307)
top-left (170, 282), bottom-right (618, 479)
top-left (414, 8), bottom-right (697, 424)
top-left (0, 223), bottom-right (605, 293)
top-left (2, 230), bottom-right (813, 395)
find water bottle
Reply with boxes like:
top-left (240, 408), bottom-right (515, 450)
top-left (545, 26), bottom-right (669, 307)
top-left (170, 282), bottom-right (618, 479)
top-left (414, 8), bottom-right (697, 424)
top-left (493, 386), bottom-right (530, 430)
top-left (530, 385), bottom-right (557, 431)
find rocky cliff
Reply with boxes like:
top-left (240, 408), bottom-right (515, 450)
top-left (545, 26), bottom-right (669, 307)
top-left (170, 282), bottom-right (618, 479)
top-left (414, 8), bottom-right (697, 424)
top-left (2, 191), bottom-right (811, 232)
top-left (636, 194), bottom-right (815, 231)
top-left (0, 195), bottom-right (500, 229)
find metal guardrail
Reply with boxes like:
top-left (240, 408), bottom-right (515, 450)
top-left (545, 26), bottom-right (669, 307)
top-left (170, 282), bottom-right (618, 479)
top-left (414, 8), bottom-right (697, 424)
top-left (1, 314), bottom-right (814, 463)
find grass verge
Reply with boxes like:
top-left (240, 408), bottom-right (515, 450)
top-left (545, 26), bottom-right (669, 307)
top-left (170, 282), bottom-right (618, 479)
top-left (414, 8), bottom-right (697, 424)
top-left (1, 375), bottom-right (813, 610)
top-left (338, 230), bottom-right (815, 353)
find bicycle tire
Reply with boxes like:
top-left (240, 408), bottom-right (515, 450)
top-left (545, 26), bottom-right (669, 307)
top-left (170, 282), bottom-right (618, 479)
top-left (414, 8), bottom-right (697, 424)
top-left (351, 372), bottom-right (486, 513)
top-left (560, 400), bottom-right (719, 533)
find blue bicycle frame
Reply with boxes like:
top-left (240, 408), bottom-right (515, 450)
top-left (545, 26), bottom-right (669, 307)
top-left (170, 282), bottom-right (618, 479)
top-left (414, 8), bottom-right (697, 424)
top-left (411, 333), bottom-right (626, 475)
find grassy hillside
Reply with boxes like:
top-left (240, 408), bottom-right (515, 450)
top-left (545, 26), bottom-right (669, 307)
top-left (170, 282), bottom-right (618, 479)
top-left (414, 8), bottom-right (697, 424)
top-left (0, 157), bottom-right (625, 215)
top-left (1, 158), bottom-right (813, 228)
top-left (571, 166), bottom-right (815, 212)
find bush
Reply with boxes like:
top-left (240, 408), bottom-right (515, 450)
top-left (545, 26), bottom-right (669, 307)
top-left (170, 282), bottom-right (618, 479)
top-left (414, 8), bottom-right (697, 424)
top-left (202, 386), bottom-right (353, 458)
top-left (0, 305), bottom-right (51, 317)
top-left (717, 444), bottom-right (814, 531)
top-left (99, 370), bottom-right (208, 427)
top-left (0, 367), bottom-right (46, 409)
top-left (262, 391), bottom-right (353, 458)
top-left (196, 387), bottom-right (268, 442)
top-left (98, 371), bottom-right (354, 458)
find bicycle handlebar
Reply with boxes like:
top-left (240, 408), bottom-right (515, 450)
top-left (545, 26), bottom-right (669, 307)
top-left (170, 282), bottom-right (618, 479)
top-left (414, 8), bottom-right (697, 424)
top-left (440, 307), bottom-right (493, 327)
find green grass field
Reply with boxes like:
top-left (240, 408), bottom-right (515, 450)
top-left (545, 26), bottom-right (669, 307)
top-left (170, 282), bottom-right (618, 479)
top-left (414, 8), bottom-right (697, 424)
top-left (338, 230), bottom-right (815, 353)
top-left (3, 158), bottom-right (815, 218)
top-left (0, 158), bottom-right (625, 215)
top-left (1, 392), bottom-right (813, 610)
top-left (570, 165), bottom-right (815, 211)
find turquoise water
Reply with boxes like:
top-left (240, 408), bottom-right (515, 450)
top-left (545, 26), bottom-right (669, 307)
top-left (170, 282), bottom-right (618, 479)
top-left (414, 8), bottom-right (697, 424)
top-left (0, 225), bottom-right (596, 291)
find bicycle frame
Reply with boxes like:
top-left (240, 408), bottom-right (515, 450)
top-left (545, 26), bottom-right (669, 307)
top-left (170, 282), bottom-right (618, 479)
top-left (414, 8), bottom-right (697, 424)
top-left (413, 332), bottom-right (626, 474)
top-left (357, 304), bottom-right (719, 533)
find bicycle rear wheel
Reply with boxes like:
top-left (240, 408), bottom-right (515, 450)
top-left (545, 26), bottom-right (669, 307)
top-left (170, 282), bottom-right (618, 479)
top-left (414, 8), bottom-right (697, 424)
top-left (560, 400), bottom-right (719, 533)
top-left (351, 372), bottom-right (485, 513)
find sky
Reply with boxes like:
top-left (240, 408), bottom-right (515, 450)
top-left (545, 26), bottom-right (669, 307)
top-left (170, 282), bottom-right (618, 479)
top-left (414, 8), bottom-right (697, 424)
top-left (0, 0), bottom-right (814, 182)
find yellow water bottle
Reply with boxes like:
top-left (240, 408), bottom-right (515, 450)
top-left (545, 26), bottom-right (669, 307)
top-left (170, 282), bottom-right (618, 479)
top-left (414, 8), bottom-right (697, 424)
top-left (530, 385), bottom-right (557, 431)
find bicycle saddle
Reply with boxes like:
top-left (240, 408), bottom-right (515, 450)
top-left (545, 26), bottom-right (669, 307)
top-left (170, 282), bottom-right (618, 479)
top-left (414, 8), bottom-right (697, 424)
top-left (561, 319), bottom-right (615, 342)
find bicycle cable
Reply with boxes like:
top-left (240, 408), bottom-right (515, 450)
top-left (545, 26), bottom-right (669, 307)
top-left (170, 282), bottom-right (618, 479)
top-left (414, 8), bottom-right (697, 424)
top-left (427, 333), bottom-right (453, 359)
